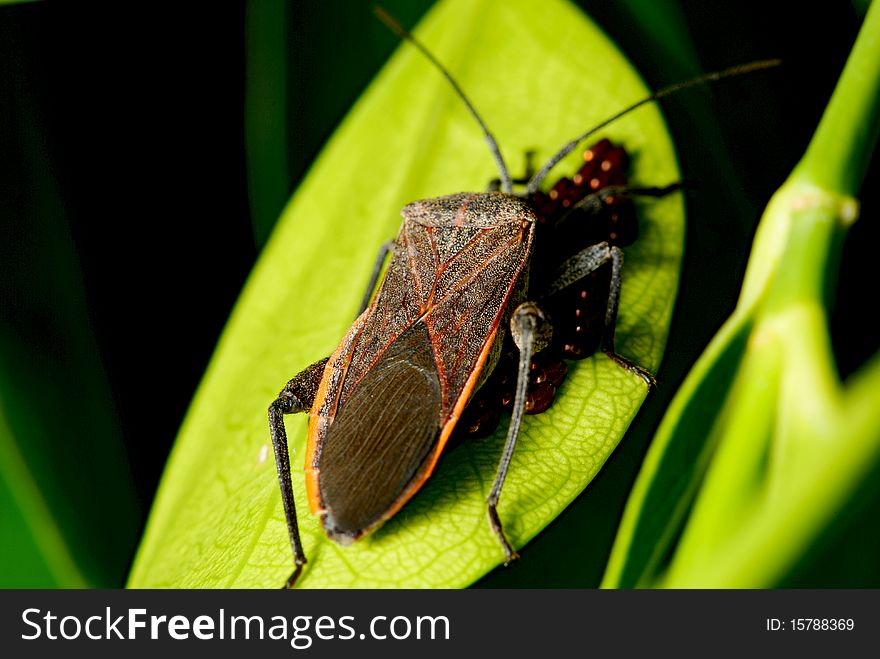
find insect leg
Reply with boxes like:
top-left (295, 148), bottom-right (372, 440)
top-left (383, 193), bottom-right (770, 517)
top-left (546, 243), bottom-right (656, 388)
top-left (487, 302), bottom-right (551, 563)
top-left (268, 356), bottom-right (329, 588)
top-left (600, 245), bottom-right (656, 387)
top-left (357, 240), bottom-right (395, 316)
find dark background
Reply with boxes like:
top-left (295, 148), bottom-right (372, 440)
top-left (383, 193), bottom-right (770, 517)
top-left (1, 0), bottom-right (877, 587)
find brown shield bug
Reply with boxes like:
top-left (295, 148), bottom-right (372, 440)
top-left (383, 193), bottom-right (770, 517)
top-left (268, 8), bottom-right (778, 588)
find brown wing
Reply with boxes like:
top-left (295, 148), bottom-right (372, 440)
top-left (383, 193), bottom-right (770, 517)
top-left (315, 322), bottom-right (441, 540)
top-left (306, 193), bottom-right (535, 541)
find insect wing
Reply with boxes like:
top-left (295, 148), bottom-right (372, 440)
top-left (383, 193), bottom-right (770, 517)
top-left (307, 198), bottom-right (534, 539)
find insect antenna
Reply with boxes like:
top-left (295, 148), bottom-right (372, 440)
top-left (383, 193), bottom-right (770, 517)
top-left (374, 6), bottom-right (513, 193)
top-left (525, 59), bottom-right (782, 195)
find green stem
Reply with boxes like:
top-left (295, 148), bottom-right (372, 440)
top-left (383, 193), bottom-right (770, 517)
top-left (739, 1), bottom-right (879, 310)
top-left (631, 3), bottom-right (880, 588)
top-left (792, 0), bottom-right (880, 197)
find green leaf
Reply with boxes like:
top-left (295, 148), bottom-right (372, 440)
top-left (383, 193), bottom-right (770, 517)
top-left (128, 0), bottom-right (683, 588)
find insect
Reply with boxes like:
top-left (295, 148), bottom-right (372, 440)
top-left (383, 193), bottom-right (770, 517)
top-left (268, 8), bottom-right (778, 588)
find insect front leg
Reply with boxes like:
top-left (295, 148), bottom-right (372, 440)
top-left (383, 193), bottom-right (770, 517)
top-left (487, 301), bottom-right (552, 563)
top-left (268, 356), bottom-right (329, 588)
top-left (547, 242), bottom-right (656, 388)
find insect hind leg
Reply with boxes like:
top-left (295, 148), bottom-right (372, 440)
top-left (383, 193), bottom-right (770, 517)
top-left (486, 302), bottom-right (551, 564)
top-left (268, 356), bottom-right (329, 588)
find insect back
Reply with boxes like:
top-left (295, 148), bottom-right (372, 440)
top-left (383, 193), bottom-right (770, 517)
top-left (126, 0), bottom-right (684, 589)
